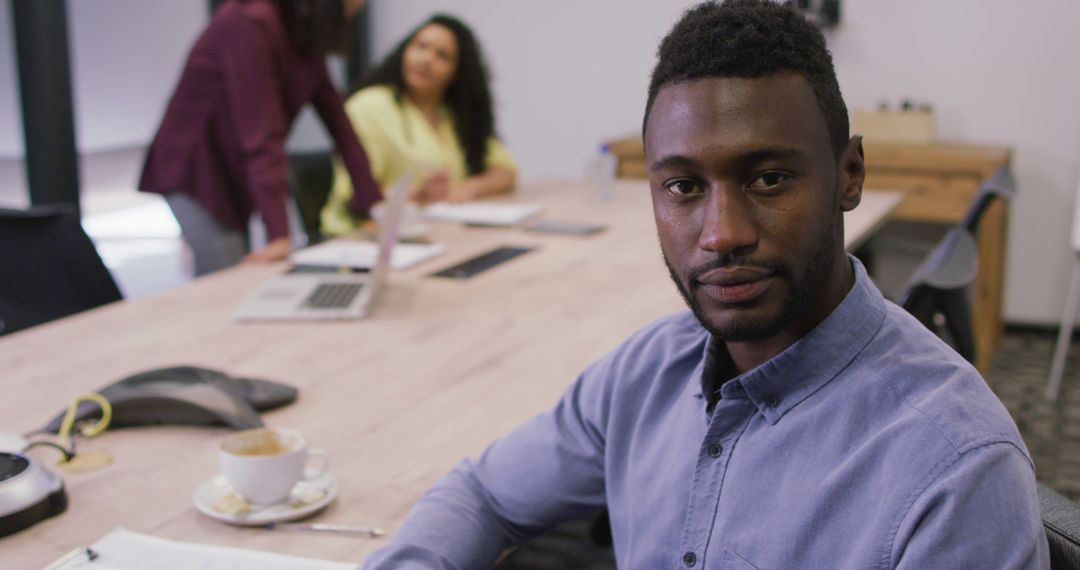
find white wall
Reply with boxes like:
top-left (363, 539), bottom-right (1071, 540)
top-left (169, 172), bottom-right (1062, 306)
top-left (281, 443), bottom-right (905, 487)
top-left (367, 1), bottom-right (693, 182)
top-left (66, 1), bottom-right (206, 152)
top-left (827, 0), bottom-right (1080, 325)
top-left (0, 1), bottom-right (207, 157)
top-left (0, 0), bottom-right (334, 159)
top-left (369, 0), bottom-right (1080, 325)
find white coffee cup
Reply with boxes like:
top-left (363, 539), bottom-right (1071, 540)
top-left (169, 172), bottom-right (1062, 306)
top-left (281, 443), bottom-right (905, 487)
top-left (218, 428), bottom-right (329, 505)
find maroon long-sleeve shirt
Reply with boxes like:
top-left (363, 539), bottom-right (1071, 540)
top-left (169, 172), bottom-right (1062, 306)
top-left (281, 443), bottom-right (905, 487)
top-left (139, 0), bottom-right (380, 239)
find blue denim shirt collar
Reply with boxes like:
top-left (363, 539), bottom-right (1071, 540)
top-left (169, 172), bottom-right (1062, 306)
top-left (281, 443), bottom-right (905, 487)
top-left (703, 256), bottom-right (887, 424)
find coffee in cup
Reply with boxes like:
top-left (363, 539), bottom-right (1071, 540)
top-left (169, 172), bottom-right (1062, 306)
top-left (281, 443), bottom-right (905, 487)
top-left (218, 427), bottom-right (329, 505)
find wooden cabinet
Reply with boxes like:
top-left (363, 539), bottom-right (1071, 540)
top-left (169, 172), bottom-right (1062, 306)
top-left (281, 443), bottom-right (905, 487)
top-left (606, 136), bottom-right (1012, 372)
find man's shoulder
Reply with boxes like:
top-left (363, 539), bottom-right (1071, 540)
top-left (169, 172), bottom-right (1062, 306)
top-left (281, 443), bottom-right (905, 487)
top-left (866, 302), bottom-right (1028, 460)
top-left (586, 311), bottom-right (706, 388)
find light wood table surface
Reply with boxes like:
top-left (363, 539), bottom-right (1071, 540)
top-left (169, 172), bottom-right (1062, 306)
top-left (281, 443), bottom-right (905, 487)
top-left (2, 181), bottom-right (899, 567)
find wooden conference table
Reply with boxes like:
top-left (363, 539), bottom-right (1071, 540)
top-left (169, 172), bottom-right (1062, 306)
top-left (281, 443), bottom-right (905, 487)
top-left (2, 181), bottom-right (900, 567)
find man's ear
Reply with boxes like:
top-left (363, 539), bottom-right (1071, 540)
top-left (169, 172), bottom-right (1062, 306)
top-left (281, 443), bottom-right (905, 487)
top-left (838, 135), bottom-right (865, 212)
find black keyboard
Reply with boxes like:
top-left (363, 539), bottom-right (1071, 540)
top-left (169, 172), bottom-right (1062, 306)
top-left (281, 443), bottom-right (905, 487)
top-left (430, 246), bottom-right (535, 279)
top-left (303, 283), bottom-right (364, 309)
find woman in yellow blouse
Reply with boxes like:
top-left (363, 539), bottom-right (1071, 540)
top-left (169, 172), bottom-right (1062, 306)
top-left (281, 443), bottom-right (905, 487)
top-left (321, 14), bottom-right (517, 236)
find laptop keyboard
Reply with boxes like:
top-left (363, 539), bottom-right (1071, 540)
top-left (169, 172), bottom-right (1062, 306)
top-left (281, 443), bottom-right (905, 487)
top-left (303, 283), bottom-right (364, 309)
top-left (430, 246), bottom-right (535, 279)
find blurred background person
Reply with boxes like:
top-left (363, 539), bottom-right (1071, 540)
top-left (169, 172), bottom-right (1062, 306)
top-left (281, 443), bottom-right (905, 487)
top-left (139, 0), bottom-right (380, 276)
top-left (321, 14), bottom-right (517, 237)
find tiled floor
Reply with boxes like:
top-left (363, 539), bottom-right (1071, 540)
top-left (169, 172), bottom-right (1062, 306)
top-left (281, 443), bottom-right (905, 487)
top-left (986, 328), bottom-right (1080, 500)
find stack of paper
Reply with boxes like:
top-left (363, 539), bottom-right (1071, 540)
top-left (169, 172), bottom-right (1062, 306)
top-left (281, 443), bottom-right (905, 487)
top-left (423, 202), bottom-right (543, 226)
top-left (290, 240), bottom-right (445, 270)
top-left (46, 527), bottom-right (357, 569)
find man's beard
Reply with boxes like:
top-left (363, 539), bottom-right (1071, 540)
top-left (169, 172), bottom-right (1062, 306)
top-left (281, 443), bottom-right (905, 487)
top-left (663, 225), bottom-right (838, 343)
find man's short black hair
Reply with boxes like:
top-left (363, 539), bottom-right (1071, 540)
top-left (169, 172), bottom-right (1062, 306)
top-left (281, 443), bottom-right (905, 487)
top-left (644, 0), bottom-right (849, 157)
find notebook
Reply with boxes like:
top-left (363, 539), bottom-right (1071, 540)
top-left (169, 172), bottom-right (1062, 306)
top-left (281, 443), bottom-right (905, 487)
top-left (423, 202), bottom-right (543, 226)
top-left (45, 527), bottom-right (356, 569)
top-left (232, 174), bottom-right (410, 322)
top-left (289, 240), bottom-right (444, 271)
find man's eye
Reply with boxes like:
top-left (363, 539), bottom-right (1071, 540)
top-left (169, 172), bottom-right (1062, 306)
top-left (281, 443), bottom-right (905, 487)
top-left (665, 180), bottom-right (703, 197)
top-left (748, 172), bottom-right (789, 190)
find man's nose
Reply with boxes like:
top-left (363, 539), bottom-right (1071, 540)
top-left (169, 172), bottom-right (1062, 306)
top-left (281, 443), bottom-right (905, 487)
top-left (697, 187), bottom-right (759, 255)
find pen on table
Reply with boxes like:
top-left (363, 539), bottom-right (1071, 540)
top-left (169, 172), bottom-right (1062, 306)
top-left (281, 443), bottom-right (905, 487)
top-left (262, 522), bottom-right (386, 537)
top-left (44, 547), bottom-right (98, 569)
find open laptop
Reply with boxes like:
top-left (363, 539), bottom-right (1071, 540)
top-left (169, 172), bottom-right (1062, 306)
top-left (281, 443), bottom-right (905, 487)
top-left (233, 173), bottom-right (410, 322)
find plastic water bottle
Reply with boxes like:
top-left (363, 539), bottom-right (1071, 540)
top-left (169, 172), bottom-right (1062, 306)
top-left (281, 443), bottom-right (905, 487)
top-left (595, 144), bottom-right (618, 202)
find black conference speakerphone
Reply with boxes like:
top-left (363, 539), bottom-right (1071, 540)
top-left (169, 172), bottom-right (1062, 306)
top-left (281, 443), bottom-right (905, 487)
top-left (430, 246), bottom-right (535, 279)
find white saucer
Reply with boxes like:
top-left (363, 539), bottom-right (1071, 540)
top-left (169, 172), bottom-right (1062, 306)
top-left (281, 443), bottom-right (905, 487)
top-left (193, 472), bottom-right (338, 526)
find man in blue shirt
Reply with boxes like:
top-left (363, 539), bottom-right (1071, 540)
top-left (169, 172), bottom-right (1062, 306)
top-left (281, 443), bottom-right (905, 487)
top-left (365, 1), bottom-right (1048, 568)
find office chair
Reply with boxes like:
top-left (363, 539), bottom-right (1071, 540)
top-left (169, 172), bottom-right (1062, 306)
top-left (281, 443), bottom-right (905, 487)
top-left (0, 205), bottom-right (122, 335)
top-left (897, 226), bottom-right (980, 364)
top-left (894, 166), bottom-right (1015, 365)
top-left (288, 151), bottom-right (334, 245)
top-left (962, 166), bottom-right (1016, 234)
top-left (1039, 483), bottom-right (1080, 569)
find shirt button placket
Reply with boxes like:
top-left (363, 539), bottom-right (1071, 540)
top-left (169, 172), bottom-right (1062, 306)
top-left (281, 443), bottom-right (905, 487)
top-left (682, 551), bottom-right (697, 567)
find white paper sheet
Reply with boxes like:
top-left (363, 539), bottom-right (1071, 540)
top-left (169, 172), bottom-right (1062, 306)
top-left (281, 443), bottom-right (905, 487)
top-left (47, 527), bottom-right (358, 570)
top-left (289, 240), bottom-right (445, 270)
top-left (423, 202), bottom-right (543, 226)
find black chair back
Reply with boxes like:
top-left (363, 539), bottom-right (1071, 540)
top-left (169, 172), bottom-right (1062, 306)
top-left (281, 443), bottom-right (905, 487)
top-left (963, 166), bottom-right (1016, 234)
top-left (0, 205), bottom-right (121, 335)
top-left (288, 152), bottom-right (334, 245)
top-left (897, 166), bottom-right (1016, 364)
top-left (1039, 483), bottom-right (1080, 569)
top-left (898, 226), bottom-right (979, 363)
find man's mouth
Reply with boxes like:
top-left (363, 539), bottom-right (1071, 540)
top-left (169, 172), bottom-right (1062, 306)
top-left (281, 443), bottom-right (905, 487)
top-left (695, 266), bottom-right (774, 304)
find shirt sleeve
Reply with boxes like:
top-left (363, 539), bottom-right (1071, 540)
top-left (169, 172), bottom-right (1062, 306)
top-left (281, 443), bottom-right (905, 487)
top-left (362, 366), bottom-right (610, 569)
top-left (892, 442), bottom-right (1049, 568)
top-left (322, 89), bottom-right (408, 236)
top-left (310, 69), bottom-right (382, 217)
top-left (220, 17), bottom-right (291, 240)
top-left (342, 89), bottom-right (407, 190)
top-left (483, 136), bottom-right (517, 172)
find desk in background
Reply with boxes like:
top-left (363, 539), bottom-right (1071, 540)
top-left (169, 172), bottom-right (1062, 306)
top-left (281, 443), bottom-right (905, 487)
top-left (1, 181), bottom-right (898, 567)
top-left (607, 136), bottom-right (1011, 372)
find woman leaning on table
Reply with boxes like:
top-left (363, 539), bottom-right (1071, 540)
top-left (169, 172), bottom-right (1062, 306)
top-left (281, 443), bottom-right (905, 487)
top-left (320, 14), bottom-right (518, 237)
top-left (139, 0), bottom-right (381, 276)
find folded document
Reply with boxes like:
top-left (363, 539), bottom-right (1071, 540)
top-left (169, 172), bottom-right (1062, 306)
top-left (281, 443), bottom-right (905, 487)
top-left (423, 202), bottom-right (543, 226)
top-left (46, 527), bottom-right (357, 569)
top-left (290, 240), bottom-right (445, 271)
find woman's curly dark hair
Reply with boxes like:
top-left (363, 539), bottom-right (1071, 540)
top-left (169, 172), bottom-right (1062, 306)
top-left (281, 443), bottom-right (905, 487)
top-left (354, 14), bottom-right (496, 176)
top-left (645, 0), bottom-right (849, 157)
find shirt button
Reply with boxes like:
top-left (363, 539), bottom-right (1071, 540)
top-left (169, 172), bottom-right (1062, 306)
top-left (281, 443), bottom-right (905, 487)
top-left (766, 395), bottom-right (780, 407)
top-left (707, 443), bottom-right (722, 458)
top-left (682, 551), bottom-right (697, 567)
